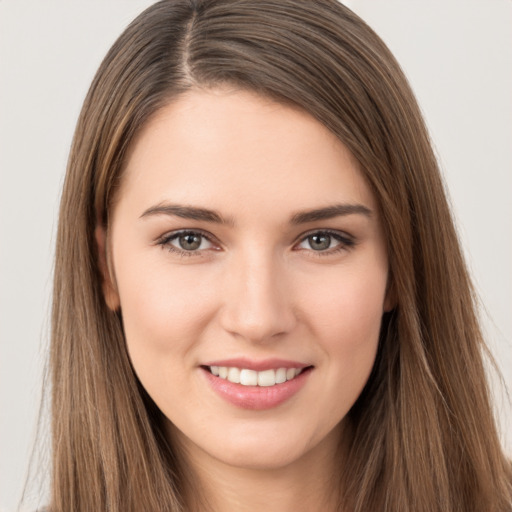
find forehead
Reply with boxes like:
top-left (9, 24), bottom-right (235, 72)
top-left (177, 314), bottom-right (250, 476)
top-left (116, 88), bottom-right (377, 220)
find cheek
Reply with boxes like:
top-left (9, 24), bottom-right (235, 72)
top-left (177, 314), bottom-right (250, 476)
top-left (114, 251), bottom-right (219, 364)
top-left (114, 258), bottom-right (224, 413)
top-left (300, 262), bottom-right (387, 403)
top-left (302, 262), bottom-right (387, 344)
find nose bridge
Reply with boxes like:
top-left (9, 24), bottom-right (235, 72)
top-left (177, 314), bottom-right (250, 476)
top-left (220, 245), bottom-right (295, 342)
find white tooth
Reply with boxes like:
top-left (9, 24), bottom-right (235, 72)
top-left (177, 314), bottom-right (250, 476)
top-left (227, 367), bottom-right (241, 384)
top-left (210, 366), bottom-right (220, 376)
top-left (240, 369), bottom-right (258, 386)
top-left (294, 368), bottom-right (302, 377)
top-left (219, 366), bottom-right (228, 379)
top-left (258, 369), bottom-right (276, 387)
top-left (275, 368), bottom-right (287, 384)
top-left (286, 368), bottom-right (296, 381)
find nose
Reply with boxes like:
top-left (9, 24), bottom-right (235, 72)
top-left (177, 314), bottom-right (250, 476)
top-left (219, 249), bottom-right (297, 344)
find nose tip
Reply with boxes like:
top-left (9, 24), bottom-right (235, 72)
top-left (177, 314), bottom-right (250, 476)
top-left (219, 258), bottom-right (296, 343)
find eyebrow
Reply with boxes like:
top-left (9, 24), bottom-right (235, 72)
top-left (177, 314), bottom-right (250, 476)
top-left (140, 202), bottom-right (372, 225)
top-left (289, 203), bottom-right (372, 224)
top-left (140, 203), bottom-right (235, 226)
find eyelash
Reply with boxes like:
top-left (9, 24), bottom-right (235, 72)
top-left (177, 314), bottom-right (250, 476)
top-left (156, 229), bottom-right (356, 258)
top-left (156, 229), bottom-right (218, 257)
top-left (296, 229), bottom-right (356, 257)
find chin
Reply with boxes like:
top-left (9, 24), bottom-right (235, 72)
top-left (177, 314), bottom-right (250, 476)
top-left (211, 439), bottom-right (311, 471)
top-left (192, 419), bottom-right (343, 473)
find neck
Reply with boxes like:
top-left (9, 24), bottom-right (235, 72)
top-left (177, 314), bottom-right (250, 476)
top-left (175, 426), bottom-right (345, 512)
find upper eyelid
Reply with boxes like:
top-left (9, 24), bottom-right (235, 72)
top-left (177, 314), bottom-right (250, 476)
top-left (157, 228), bottom-right (218, 244)
top-left (294, 228), bottom-right (354, 243)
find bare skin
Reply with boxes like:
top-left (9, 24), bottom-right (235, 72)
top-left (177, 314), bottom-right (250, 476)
top-left (175, 423), bottom-right (344, 511)
top-left (99, 87), bottom-right (390, 511)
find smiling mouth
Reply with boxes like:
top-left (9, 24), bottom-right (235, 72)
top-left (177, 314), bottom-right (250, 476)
top-left (202, 365), bottom-right (313, 387)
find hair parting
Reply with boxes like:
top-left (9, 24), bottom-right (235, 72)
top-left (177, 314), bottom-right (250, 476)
top-left (31, 1), bottom-right (512, 511)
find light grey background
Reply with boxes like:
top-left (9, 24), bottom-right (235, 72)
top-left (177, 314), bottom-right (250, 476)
top-left (1, 1), bottom-right (511, 511)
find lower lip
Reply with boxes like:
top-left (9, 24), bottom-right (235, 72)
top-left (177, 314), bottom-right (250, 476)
top-left (202, 367), bottom-right (312, 410)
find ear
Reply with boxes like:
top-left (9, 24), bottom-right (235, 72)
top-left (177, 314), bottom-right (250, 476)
top-left (383, 275), bottom-right (397, 313)
top-left (95, 225), bottom-right (120, 311)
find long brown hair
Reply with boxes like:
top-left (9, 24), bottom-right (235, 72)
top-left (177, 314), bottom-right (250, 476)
top-left (47, 0), bottom-right (511, 510)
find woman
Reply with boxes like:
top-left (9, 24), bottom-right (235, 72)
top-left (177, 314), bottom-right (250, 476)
top-left (44, 0), bottom-right (511, 510)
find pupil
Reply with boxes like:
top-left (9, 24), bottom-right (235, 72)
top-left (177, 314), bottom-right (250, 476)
top-left (179, 234), bottom-right (201, 250)
top-left (310, 234), bottom-right (330, 250)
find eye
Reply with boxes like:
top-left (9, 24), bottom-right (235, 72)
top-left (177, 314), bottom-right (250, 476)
top-left (157, 230), bottom-right (216, 254)
top-left (174, 232), bottom-right (210, 251)
top-left (296, 230), bottom-right (354, 253)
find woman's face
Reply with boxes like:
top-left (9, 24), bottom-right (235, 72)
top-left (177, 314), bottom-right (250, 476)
top-left (104, 88), bottom-right (391, 471)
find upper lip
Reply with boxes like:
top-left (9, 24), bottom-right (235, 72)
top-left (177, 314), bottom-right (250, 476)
top-left (201, 358), bottom-right (311, 372)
